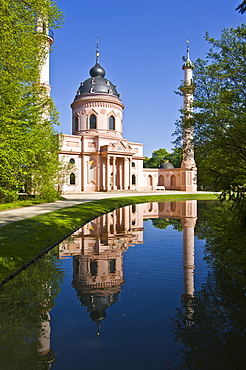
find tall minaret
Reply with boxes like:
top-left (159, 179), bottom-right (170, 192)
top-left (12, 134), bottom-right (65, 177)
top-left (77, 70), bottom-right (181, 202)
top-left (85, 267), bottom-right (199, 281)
top-left (180, 41), bottom-right (197, 191)
top-left (36, 19), bottom-right (54, 95)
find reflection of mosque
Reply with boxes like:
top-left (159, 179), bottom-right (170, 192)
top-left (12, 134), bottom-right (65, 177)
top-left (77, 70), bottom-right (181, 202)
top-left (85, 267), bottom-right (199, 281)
top-left (59, 201), bottom-right (197, 334)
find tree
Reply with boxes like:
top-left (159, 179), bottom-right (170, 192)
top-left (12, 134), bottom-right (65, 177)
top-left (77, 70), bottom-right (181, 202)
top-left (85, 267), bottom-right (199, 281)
top-left (236, 0), bottom-right (246, 13)
top-left (173, 201), bottom-right (246, 369)
top-left (0, 1), bottom-right (63, 202)
top-left (0, 250), bottom-right (64, 368)
top-left (174, 24), bottom-right (246, 201)
top-left (143, 147), bottom-right (182, 168)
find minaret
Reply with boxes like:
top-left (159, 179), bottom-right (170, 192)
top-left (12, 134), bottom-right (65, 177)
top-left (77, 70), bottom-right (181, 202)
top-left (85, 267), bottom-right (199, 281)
top-left (180, 41), bottom-right (197, 191)
top-left (36, 19), bottom-right (54, 95)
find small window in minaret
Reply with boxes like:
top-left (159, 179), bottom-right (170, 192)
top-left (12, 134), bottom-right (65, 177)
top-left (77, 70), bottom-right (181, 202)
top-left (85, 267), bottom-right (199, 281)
top-left (69, 158), bottom-right (75, 164)
top-left (132, 162), bottom-right (135, 168)
top-left (75, 117), bottom-right (78, 131)
top-left (42, 22), bottom-right (47, 34)
top-left (109, 116), bottom-right (115, 130)
top-left (89, 114), bottom-right (97, 129)
top-left (132, 174), bottom-right (136, 185)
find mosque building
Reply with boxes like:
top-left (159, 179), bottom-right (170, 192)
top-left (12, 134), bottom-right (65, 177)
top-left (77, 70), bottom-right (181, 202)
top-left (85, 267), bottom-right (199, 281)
top-left (56, 43), bottom-right (197, 193)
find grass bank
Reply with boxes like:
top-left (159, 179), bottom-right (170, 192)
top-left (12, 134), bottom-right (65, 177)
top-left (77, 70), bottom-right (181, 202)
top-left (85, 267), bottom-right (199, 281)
top-left (0, 193), bottom-right (216, 284)
top-left (0, 197), bottom-right (62, 212)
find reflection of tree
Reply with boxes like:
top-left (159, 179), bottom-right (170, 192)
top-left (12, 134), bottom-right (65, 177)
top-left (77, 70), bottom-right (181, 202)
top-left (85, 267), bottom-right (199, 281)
top-left (173, 201), bottom-right (246, 369)
top-left (151, 218), bottom-right (182, 232)
top-left (196, 201), bottom-right (246, 285)
top-left (0, 249), bottom-right (63, 369)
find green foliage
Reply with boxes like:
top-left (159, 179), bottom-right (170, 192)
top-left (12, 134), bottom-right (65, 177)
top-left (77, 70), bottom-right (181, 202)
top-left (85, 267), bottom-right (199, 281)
top-left (144, 147), bottom-right (182, 168)
top-left (236, 0), bottom-right (246, 13)
top-left (0, 0), bottom-right (63, 203)
top-left (174, 24), bottom-right (246, 200)
top-left (173, 201), bottom-right (246, 369)
top-left (151, 218), bottom-right (182, 231)
top-left (0, 250), bottom-right (63, 368)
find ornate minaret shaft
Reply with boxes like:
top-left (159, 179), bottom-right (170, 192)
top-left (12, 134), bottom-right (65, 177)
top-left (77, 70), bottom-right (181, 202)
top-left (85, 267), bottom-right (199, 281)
top-left (36, 19), bottom-right (54, 95)
top-left (180, 42), bottom-right (197, 191)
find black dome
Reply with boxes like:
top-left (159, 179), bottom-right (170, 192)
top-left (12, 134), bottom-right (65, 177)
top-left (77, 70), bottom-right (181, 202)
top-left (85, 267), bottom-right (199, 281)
top-left (90, 62), bottom-right (106, 78)
top-left (76, 74), bottom-right (119, 98)
top-left (75, 55), bottom-right (120, 98)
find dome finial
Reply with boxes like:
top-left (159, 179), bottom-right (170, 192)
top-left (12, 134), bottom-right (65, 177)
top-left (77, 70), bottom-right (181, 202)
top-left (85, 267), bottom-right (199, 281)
top-left (186, 39), bottom-right (190, 61)
top-left (182, 38), bottom-right (194, 70)
top-left (89, 36), bottom-right (106, 78)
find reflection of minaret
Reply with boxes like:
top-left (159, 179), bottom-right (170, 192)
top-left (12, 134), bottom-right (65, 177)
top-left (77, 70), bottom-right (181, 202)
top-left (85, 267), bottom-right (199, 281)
top-left (181, 200), bottom-right (197, 321)
top-left (37, 312), bottom-right (55, 366)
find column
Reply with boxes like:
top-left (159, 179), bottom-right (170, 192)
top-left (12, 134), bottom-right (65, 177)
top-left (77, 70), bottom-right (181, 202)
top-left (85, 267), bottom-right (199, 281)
top-left (123, 157), bottom-right (128, 190)
top-left (102, 158), bottom-right (106, 191)
top-left (129, 158), bottom-right (132, 190)
top-left (106, 156), bottom-right (111, 191)
top-left (112, 156), bottom-right (117, 190)
top-left (119, 160), bottom-right (122, 190)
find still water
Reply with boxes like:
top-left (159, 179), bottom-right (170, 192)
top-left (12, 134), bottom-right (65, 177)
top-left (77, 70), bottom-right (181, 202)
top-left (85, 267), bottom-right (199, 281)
top-left (1, 200), bottom-right (246, 369)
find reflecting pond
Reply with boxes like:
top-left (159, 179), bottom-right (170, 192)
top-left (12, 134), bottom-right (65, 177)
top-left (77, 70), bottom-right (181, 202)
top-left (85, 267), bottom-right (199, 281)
top-left (1, 200), bottom-right (246, 369)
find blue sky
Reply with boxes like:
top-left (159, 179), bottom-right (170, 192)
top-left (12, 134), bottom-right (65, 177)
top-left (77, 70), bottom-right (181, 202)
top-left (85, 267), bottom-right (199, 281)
top-left (50, 0), bottom-right (244, 157)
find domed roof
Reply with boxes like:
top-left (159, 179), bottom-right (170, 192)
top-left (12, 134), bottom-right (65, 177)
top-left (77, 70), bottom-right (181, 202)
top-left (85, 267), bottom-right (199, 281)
top-left (160, 162), bottom-right (174, 169)
top-left (90, 62), bottom-right (105, 78)
top-left (76, 74), bottom-right (119, 98)
top-left (75, 45), bottom-right (120, 99)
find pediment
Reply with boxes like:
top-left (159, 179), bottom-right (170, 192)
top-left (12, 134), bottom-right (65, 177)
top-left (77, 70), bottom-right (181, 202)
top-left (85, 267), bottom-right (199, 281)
top-left (100, 140), bottom-right (138, 154)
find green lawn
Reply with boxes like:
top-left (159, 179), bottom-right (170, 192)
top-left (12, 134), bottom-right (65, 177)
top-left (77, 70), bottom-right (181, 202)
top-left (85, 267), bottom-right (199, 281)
top-left (0, 193), bottom-right (217, 284)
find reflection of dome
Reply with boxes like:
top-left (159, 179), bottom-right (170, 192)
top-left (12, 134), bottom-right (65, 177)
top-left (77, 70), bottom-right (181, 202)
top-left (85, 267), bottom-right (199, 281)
top-left (160, 162), bottom-right (174, 169)
top-left (76, 292), bottom-right (118, 336)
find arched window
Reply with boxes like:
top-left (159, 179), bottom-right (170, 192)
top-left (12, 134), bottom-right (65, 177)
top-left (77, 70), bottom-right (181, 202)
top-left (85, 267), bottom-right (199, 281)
top-left (69, 158), bottom-right (75, 164)
top-left (132, 162), bottom-right (135, 167)
top-left (109, 116), bottom-right (115, 130)
top-left (158, 175), bottom-right (164, 186)
top-left (89, 114), bottom-right (97, 129)
top-left (75, 117), bottom-right (78, 131)
top-left (148, 175), bottom-right (153, 188)
top-left (70, 173), bottom-right (75, 185)
top-left (132, 174), bottom-right (136, 185)
top-left (171, 175), bottom-right (176, 187)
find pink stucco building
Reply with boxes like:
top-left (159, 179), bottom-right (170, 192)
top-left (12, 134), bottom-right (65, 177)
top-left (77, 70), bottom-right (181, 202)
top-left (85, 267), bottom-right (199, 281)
top-left (58, 44), bottom-right (197, 193)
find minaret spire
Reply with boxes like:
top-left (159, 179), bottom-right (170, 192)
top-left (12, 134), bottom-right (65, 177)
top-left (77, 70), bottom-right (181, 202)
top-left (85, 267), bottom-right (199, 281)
top-left (96, 35), bottom-right (100, 64)
top-left (186, 39), bottom-right (190, 61)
